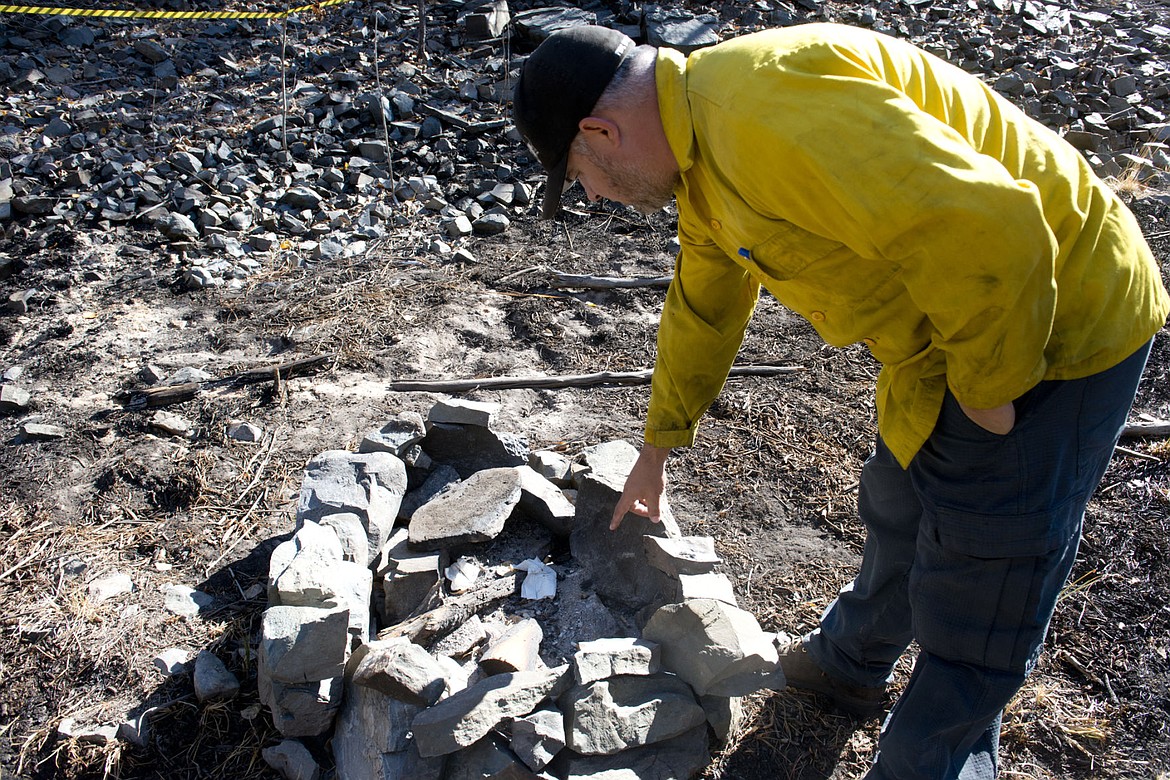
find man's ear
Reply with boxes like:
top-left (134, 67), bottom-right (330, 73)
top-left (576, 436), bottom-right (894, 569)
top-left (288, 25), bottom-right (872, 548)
top-left (578, 116), bottom-right (621, 150)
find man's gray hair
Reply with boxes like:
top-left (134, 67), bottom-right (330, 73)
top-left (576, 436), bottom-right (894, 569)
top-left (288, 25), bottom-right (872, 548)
top-left (594, 44), bottom-right (658, 112)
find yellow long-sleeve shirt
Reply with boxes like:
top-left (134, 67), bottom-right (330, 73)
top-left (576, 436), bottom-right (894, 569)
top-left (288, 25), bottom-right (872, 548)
top-left (646, 23), bottom-right (1169, 467)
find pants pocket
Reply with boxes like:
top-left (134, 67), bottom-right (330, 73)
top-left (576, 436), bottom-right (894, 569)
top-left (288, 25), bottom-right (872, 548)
top-left (910, 497), bottom-right (1084, 674)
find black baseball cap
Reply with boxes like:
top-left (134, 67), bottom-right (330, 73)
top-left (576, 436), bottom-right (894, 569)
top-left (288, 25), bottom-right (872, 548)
top-left (513, 26), bottom-right (635, 218)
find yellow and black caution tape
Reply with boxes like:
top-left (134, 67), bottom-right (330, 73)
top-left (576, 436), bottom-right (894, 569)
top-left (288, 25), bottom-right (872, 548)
top-left (0, 0), bottom-right (352, 21)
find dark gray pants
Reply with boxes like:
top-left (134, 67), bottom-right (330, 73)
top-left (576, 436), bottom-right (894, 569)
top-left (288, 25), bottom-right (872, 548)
top-left (807, 339), bottom-right (1154, 780)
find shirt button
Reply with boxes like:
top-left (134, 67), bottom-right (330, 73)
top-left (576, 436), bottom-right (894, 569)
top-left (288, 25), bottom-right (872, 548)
top-left (709, 219), bottom-right (722, 230)
top-left (810, 311), bottom-right (826, 322)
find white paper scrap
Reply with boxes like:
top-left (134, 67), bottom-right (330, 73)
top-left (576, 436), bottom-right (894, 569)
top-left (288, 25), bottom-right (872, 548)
top-left (515, 559), bottom-right (556, 600)
top-left (445, 558), bottom-right (480, 593)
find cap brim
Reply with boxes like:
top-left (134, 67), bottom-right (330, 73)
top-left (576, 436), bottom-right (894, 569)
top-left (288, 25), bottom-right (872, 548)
top-left (540, 154), bottom-right (569, 219)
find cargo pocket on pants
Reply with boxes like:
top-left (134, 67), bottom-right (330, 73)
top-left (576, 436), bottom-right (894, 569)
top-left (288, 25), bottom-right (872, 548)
top-left (911, 496), bottom-right (1084, 674)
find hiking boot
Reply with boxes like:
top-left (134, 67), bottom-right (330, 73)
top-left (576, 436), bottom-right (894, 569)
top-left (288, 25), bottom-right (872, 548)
top-left (777, 637), bottom-right (887, 718)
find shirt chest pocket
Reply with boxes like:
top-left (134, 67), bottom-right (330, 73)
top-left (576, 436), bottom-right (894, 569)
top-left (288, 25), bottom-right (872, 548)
top-left (719, 218), bottom-right (906, 343)
top-left (734, 220), bottom-right (842, 281)
top-left (725, 219), bottom-right (900, 293)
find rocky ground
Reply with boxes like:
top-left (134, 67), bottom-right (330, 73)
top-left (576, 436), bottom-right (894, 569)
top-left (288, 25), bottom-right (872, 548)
top-left (0, 0), bottom-right (1168, 777)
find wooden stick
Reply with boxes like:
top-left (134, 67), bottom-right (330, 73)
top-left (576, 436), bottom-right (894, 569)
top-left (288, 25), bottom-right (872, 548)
top-left (549, 272), bottom-right (672, 290)
top-left (1121, 421), bottom-right (1170, 438)
top-left (377, 573), bottom-right (521, 645)
top-left (1114, 444), bottom-right (1162, 462)
top-left (388, 364), bottom-right (803, 393)
top-left (218, 353), bottom-right (334, 387)
top-left (124, 354), bottom-right (334, 409)
top-left (131, 382), bottom-right (200, 408)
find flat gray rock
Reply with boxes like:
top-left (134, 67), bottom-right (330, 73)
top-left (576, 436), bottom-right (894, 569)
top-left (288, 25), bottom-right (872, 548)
top-left (408, 467), bottom-right (522, 551)
top-left (428, 397), bottom-right (499, 427)
top-left (358, 412), bottom-right (427, 456)
top-left (643, 535), bottom-right (721, 576)
top-left (20, 422), bottom-right (65, 442)
top-left (645, 11), bottom-right (721, 55)
top-left (411, 666), bottom-right (570, 758)
top-left (511, 706), bottom-right (565, 772)
top-left (560, 674), bottom-right (706, 756)
top-left (400, 464), bottom-right (460, 520)
top-left (677, 572), bottom-right (738, 606)
top-left (573, 637), bottom-right (661, 685)
top-left (511, 6), bottom-right (597, 41)
top-left (379, 528), bottom-right (442, 624)
top-left (516, 465), bottom-right (576, 536)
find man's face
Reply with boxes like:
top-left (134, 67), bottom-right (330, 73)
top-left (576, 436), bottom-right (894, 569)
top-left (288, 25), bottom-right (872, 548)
top-left (566, 135), bottom-right (679, 215)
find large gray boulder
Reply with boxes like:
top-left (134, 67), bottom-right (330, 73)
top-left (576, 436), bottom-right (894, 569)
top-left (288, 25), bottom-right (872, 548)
top-left (352, 637), bottom-right (447, 707)
top-left (296, 450), bottom-right (407, 565)
top-left (332, 674), bottom-right (446, 780)
top-left (551, 724), bottom-right (710, 780)
top-left (421, 422), bottom-right (528, 479)
top-left (267, 521), bottom-right (343, 605)
top-left (641, 599), bottom-right (785, 697)
top-left (258, 604), bottom-right (351, 737)
top-left (269, 522), bottom-right (372, 648)
top-left (260, 605), bottom-right (350, 685)
top-left (570, 440), bottom-right (679, 615)
top-left (560, 674), bottom-right (706, 756)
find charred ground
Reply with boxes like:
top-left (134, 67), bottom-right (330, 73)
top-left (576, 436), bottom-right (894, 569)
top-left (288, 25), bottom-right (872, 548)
top-left (1, 1), bottom-right (1169, 778)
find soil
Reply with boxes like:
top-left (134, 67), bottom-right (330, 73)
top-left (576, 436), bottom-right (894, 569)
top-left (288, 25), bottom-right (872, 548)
top-left (2, 12), bottom-right (1170, 780)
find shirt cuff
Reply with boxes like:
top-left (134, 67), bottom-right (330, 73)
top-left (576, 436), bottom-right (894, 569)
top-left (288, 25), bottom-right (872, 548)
top-left (644, 426), bottom-right (698, 448)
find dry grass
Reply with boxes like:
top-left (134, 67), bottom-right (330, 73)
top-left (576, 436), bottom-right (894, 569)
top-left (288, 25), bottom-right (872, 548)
top-left (1106, 142), bottom-right (1170, 199)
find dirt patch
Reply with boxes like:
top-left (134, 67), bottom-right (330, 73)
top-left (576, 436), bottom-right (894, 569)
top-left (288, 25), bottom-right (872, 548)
top-left (1, 192), bottom-right (1166, 779)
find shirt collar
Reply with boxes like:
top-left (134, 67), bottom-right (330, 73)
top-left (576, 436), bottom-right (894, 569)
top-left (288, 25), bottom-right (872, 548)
top-left (655, 47), bottom-right (696, 174)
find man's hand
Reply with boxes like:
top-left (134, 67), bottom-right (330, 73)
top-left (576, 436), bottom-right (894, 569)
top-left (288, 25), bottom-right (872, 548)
top-left (610, 444), bottom-right (671, 530)
top-left (957, 400), bottom-right (1016, 435)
